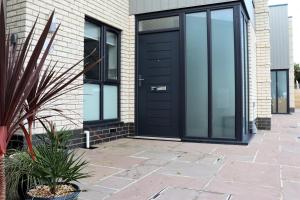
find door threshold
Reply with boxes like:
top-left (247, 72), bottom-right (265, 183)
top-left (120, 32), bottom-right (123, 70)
top-left (128, 136), bottom-right (181, 142)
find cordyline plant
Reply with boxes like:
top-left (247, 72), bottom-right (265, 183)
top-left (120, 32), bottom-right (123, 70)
top-left (0, 0), bottom-right (100, 199)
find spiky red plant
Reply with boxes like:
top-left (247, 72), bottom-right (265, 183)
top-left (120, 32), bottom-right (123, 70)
top-left (0, 0), bottom-right (100, 198)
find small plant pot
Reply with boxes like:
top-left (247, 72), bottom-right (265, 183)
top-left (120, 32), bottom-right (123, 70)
top-left (25, 183), bottom-right (80, 200)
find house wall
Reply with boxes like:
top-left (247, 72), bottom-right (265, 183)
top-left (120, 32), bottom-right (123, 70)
top-left (6, 0), bottom-right (135, 148)
top-left (248, 21), bottom-right (258, 131)
top-left (289, 17), bottom-right (295, 112)
top-left (254, 0), bottom-right (271, 130)
top-left (6, 0), bottom-right (26, 39)
top-left (5, 0), bottom-right (274, 145)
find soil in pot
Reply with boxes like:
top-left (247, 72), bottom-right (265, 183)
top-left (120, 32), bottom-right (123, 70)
top-left (27, 184), bottom-right (79, 199)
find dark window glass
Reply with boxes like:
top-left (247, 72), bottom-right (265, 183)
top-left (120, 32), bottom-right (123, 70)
top-left (84, 22), bottom-right (100, 80)
top-left (106, 31), bottom-right (118, 80)
top-left (271, 70), bottom-right (288, 114)
top-left (271, 71), bottom-right (277, 113)
top-left (277, 71), bottom-right (288, 113)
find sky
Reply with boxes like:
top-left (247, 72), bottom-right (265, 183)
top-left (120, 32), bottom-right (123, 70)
top-left (269, 0), bottom-right (300, 63)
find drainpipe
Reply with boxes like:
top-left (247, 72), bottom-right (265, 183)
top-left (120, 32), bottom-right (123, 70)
top-left (84, 130), bottom-right (90, 149)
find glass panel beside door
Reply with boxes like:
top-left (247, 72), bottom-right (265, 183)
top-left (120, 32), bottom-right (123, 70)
top-left (184, 8), bottom-right (236, 139)
top-left (211, 9), bottom-right (235, 139)
top-left (185, 12), bottom-right (208, 138)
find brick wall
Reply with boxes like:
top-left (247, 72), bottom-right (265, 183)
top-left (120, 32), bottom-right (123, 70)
top-left (248, 21), bottom-right (257, 125)
top-left (6, 0), bottom-right (135, 147)
top-left (254, 0), bottom-right (271, 130)
top-left (7, 0), bottom-right (135, 128)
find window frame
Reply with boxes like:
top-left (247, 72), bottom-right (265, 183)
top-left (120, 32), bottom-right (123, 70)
top-left (135, 2), bottom-right (251, 143)
top-left (240, 7), bottom-right (250, 136)
top-left (84, 17), bottom-right (121, 126)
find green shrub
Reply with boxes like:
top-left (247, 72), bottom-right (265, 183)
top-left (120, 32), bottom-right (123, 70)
top-left (5, 151), bottom-right (36, 200)
top-left (5, 122), bottom-right (90, 198)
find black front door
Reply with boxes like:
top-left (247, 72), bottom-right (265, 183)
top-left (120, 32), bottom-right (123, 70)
top-left (138, 31), bottom-right (180, 138)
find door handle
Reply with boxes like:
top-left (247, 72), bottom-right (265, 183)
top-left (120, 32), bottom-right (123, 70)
top-left (138, 75), bottom-right (144, 87)
top-left (151, 85), bottom-right (167, 92)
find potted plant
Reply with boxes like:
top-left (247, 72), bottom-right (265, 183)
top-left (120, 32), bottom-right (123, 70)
top-left (5, 151), bottom-right (36, 200)
top-left (24, 122), bottom-right (89, 200)
top-left (0, 0), bottom-right (100, 198)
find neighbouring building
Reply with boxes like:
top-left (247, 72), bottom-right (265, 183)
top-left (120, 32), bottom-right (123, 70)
top-left (269, 4), bottom-right (295, 114)
top-left (4, 0), bottom-right (294, 147)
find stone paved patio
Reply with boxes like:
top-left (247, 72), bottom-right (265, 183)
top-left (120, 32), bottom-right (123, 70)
top-left (76, 111), bottom-right (300, 200)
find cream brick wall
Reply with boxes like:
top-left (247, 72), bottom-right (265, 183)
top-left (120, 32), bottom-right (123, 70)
top-left (254, 0), bottom-right (271, 118)
top-left (6, 0), bottom-right (135, 133)
top-left (6, 0), bottom-right (26, 39)
top-left (289, 17), bottom-right (295, 110)
top-left (248, 21), bottom-right (257, 122)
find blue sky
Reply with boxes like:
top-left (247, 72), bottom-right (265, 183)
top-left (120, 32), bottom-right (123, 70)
top-left (269, 0), bottom-right (300, 63)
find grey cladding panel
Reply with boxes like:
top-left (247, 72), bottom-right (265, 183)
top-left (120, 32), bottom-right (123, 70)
top-left (270, 5), bottom-right (290, 69)
top-left (129, 0), bottom-right (238, 15)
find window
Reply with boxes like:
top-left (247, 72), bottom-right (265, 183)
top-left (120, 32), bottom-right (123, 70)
top-left (211, 9), bottom-right (235, 139)
top-left (185, 12), bottom-right (208, 137)
top-left (106, 31), bottom-right (118, 80)
top-left (183, 5), bottom-right (250, 140)
top-left (271, 70), bottom-right (289, 114)
top-left (138, 16), bottom-right (179, 32)
top-left (83, 19), bottom-right (120, 123)
top-left (241, 13), bottom-right (249, 135)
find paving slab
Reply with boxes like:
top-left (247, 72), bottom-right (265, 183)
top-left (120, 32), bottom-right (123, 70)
top-left (206, 180), bottom-right (281, 200)
top-left (282, 181), bottom-right (300, 200)
top-left (281, 165), bottom-right (300, 182)
top-left (75, 110), bottom-right (300, 199)
top-left (149, 187), bottom-right (230, 200)
top-left (78, 184), bottom-right (116, 200)
top-left (80, 164), bottom-right (123, 184)
top-left (211, 161), bottom-right (281, 188)
top-left (157, 159), bottom-right (223, 179)
top-left (108, 173), bottom-right (208, 200)
top-left (96, 176), bottom-right (135, 190)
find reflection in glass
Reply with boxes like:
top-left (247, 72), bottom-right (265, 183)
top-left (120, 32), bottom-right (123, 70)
top-left (84, 22), bottom-right (100, 80)
top-left (277, 71), bottom-right (288, 113)
top-left (83, 84), bottom-right (100, 121)
top-left (241, 14), bottom-right (245, 134)
top-left (243, 17), bottom-right (249, 135)
top-left (211, 9), bottom-right (235, 139)
top-left (106, 31), bottom-right (118, 80)
top-left (271, 71), bottom-right (277, 113)
top-left (185, 12), bottom-right (208, 137)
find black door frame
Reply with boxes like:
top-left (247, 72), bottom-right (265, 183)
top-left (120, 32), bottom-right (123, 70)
top-left (135, 2), bottom-right (250, 144)
top-left (271, 69), bottom-right (290, 114)
top-left (137, 30), bottom-right (181, 138)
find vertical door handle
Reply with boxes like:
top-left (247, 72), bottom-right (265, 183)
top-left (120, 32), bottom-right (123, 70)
top-left (138, 75), bottom-right (144, 87)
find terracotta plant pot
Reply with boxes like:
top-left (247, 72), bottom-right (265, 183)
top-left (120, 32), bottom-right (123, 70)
top-left (25, 183), bottom-right (80, 200)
